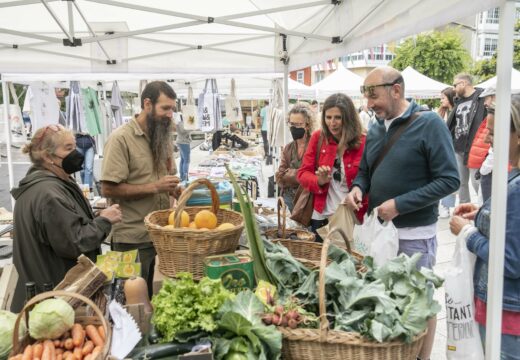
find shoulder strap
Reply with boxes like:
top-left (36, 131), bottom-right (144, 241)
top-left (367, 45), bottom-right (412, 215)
top-left (371, 111), bottom-right (422, 174)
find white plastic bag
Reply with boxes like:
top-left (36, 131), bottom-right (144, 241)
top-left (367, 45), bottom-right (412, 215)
top-left (353, 207), bottom-right (399, 267)
top-left (444, 226), bottom-right (484, 360)
top-left (182, 86), bottom-right (199, 131)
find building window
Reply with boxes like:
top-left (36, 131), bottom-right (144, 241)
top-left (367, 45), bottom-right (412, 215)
top-left (486, 8), bottom-right (499, 24)
top-left (296, 71), bottom-right (304, 83)
top-left (483, 38), bottom-right (498, 57)
top-left (385, 54), bottom-right (394, 61)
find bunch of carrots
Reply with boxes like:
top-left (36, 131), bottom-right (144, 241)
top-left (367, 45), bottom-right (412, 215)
top-left (9, 324), bottom-right (106, 360)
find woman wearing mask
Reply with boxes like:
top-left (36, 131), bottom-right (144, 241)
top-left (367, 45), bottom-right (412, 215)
top-left (438, 87), bottom-right (457, 218)
top-left (275, 103), bottom-right (315, 212)
top-left (11, 124), bottom-right (122, 312)
top-left (450, 94), bottom-right (520, 358)
top-left (297, 93), bottom-right (367, 242)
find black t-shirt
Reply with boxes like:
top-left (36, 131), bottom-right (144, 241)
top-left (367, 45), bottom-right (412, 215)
top-left (453, 95), bottom-right (473, 153)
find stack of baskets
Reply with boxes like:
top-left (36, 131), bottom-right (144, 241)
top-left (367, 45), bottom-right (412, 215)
top-left (144, 178), bottom-right (244, 279)
top-left (264, 197), bottom-right (315, 242)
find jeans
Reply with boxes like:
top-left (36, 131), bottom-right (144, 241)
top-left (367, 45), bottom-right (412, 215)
top-left (456, 153), bottom-right (480, 204)
top-left (397, 236), bottom-right (437, 269)
top-left (480, 172), bottom-right (492, 202)
top-left (441, 193), bottom-right (456, 208)
top-left (76, 146), bottom-right (95, 189)
top-left (261, 130), bottom-right (269, 157)
top-left (178, 143), bottom-right (191, 182)
top-left (479, 324), bottom-right (520, 360)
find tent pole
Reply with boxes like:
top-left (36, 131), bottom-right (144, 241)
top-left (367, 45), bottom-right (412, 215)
top-left (67, 0), bottom-right (74, 38)
top-left (40, 0), bottom-right (73, 42)
top-left (2, 79), bottom-right (15, 210)
top-left (485, 1), bottom-right (515, 359)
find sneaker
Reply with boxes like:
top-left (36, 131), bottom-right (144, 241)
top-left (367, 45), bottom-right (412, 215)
top-left (439, 205), bottom-right (450, 219)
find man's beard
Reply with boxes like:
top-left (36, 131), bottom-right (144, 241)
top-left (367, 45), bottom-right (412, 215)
top-left (147, 111), bottom-right (173, 173)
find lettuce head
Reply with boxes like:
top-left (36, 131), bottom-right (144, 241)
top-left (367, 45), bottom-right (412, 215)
top-left (29, 298), bottom-right (74, 340)
top-left (0, 310), bottom-right (26, 360)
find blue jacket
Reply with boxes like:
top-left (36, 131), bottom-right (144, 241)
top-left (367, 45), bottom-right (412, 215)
top-left (352, 101), bottom-right (460, 228)
top-left (468, 168), bottom-right (520, 312)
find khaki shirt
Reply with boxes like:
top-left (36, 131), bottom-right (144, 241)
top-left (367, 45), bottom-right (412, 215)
top-left (101, 118), bottom-right (176, 245)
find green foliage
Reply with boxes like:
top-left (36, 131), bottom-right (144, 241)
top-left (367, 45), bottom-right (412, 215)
top-left (390, 29), bottom-right (471, 84)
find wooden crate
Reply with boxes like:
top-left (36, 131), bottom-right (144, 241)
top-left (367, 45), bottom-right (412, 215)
top-left (0, 264), bottom-right (18, 310)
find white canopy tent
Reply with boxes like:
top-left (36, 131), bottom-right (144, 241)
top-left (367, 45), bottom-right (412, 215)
top-left (1, 1), bottom-right (515, 358)
top-left (476, 67), bottom-right (520, 91)
top-left (401, 66), bottom-right (451, 99)
top-left (311, 62), bottom-right (363, 100)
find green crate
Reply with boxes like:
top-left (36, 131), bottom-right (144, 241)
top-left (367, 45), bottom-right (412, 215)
top-left (204, 253), bottom-right (255, 292)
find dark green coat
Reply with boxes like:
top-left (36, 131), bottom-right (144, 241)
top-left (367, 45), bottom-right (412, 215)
top-left (10, 167), bottom-right (111, 312)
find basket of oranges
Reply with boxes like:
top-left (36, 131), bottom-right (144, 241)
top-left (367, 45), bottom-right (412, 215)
top-left (144, 178), bottom-right (244, 279)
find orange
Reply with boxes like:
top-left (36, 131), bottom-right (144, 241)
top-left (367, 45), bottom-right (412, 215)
top-left (194, 210), bottom-right (218, 230)
top-left (188, 221), bottom-right (197, 229)
top-left (198, 227), bottom-right (210, 231)
top-left (217, 222), bottom-right (235, 230)
top-left (163, 224), bottom-right (175, 230)
top-left (168, 210), bottom-right (190, 227)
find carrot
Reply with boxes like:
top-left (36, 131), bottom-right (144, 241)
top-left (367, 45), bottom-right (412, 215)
top-left (56, 355), bottom-right (62, 360)
top-left (33, 343), bottom-right (44, 359)
top-left (62, 352), bottom-right (72, 359)
top-left (55, 348), bottom-right (64, 356)
top-left (41, 341), bottom-right (51, 360)
top-left (83, 356), bottom-right (91, 360)
top-left (84, 326), bottom-right (103, 348)
top-left (53, 340), bottom-right (61, 348)
top-left (90, 346), bottom-right (101, 360)
top-left (97, 326), bottom-right (105, 342)
top-left (71, 324), bottom-right (84, 348)
top-left (21, 344), bottom-right (33, 360)
top-left (15, 356), bottom-right (23, 360)
top-left (72, 347), bottom-right (82, 360)
top-left (63, 339), bottom-right (74, 351)
top-left (81, 341), bottom-right (93, 356)
top-left (34, 358), bottom-right (40, 360)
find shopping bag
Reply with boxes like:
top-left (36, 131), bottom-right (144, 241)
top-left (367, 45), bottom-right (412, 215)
top-left (444, 226), bottom-right (484, 360)
top-left (290, 186), bottom-right (313, 227)
top-left (353, 207), bottom-right (398, 267)
top-left (182, 86), bottom-right (199, 131)
top-left (224, 78), bottom-right (242, 123)
top-left (316, 204), bottom-right (359, 250)
top-left (198, 79), bottom-right (222, 132)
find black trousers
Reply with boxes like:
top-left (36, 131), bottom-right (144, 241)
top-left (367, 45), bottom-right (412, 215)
top-left (310, 218), bottom-right (329, 243)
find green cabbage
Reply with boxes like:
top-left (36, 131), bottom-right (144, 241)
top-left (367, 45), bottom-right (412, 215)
top-left (0, 310), bottom-right (26, 360)
top-left (29, 298), bottom-right (74, 340)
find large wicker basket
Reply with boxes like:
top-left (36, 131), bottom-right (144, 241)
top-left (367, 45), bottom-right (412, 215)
top-left (264, 197), bottom-right (315, 242)
top-left (278, 235), bottom-right (426, 360)
top-left (11, 290), bottom-right (111, 360)
top-left (144, 178), bottom-right (244, 279)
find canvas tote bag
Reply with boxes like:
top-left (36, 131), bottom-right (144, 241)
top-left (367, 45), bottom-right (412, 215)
top-left (198, 79), bottom-right (222, 132)
top-left (224, 78), bottom-right (242, 123)
top-left (183, 86), bottom-right (199, 131)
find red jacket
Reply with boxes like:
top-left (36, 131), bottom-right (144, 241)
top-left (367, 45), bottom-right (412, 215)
top-left (297, 130), bottom-right (367, 223)
top-left (467, 118), bottom-right (491, 169)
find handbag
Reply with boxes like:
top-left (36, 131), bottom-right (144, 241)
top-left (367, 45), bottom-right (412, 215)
top-left (198, 79), bottom-right (222, 132)
top-left (290, 135), bottom-right (323, 227)
top-left (224, 78), bottom-right (242, 123)
top-left (182, 86), bottom-right (199, 131)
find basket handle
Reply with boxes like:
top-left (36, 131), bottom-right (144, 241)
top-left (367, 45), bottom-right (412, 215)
top-left (12, 290), bottom-right (109, 355)
top-left (276, 196), bottom-right (287, 239)
top-left (318, 233), bottom-right (331, 341)
top-left (174, 178), bottom-right (220, 227)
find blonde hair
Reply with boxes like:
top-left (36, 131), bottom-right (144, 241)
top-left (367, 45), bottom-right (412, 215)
top-left (288, 103), bottom-right (315, 135)
top-left (22, 125), bottom-right (73, 166)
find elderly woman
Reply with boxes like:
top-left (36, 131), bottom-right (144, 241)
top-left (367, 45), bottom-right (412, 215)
top-left (297, 93), bottom-right (367, 242)
top-left (11, 124), bottom-right (122, 312)
top-left (450, 94), bottom-right (520, 358)
top-left (275, 103), bottom-right (315, 212)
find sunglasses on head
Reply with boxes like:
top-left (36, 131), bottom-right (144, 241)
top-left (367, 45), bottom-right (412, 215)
top-left (360, 76), bottom-right (403, 97)
top-left (333, 158), bottom-right (341, 182)
top-left (34, 124), bottom-right (65, 147)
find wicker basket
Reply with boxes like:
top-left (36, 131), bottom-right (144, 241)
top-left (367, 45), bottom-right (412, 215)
top-left (144, 178), bottom-right (244, 279)
top-left (264, 197), bottom-right (315, 242)
top-left (278, 235), bottom-right (426, 360)
top-left (11, 290), bottom-right (111, 360)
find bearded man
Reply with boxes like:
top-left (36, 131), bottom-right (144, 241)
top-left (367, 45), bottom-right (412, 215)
top-left (101, 81), bottom-right (181, 295)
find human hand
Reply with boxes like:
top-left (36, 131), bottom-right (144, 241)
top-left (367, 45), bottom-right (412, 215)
top-left (377, 199), bottom-right (399, 221)
top-left (99, 204), bottom-right (122, 224)
top-left (450, 215), bottom-right (471, 235)
top-left (454, 203), bottom-right (479, 220)
top-left (169, 185), bottom-right (183, 200)
top-left (155, 175), bottom-right (180, 194)
top-left (315, 165), bottom-right (331, 186)
top-left (343, 187), bottom-right (363, 211)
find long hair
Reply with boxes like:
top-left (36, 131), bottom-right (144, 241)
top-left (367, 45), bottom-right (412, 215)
top-left (320, 93), bottom-right (363, 151)
top-left (438, 87), bottom-right (455, 119)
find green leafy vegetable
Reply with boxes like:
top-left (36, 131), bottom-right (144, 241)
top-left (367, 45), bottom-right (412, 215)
top-left (151, 273), bottom-right (233, 342)
top-left (28, 298), bottom-right (74, 340)
top-left (0, 310), bottom-right (26, 360)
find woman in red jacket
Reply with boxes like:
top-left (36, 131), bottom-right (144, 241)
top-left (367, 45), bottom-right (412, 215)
top-left (297, 93), bottom-right (367, 242)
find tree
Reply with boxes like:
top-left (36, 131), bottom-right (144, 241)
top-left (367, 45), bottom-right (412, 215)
top-left (472, 20), bottom-right (520, 82)
top-left (390, 29), bottom-right (471, 84)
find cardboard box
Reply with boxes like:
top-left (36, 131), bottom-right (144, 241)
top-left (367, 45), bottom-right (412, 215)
top-left (0, 264), bottom-right (18, 310)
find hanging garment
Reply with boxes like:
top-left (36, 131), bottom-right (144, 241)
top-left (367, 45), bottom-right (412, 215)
top-left (111, 81), bottom-right (124, 128)
top-left (269, 79), bottom-right (286, 147)
top-left (224, 78), bottom-right (242, 123)
top-left (66, 81), bottom-right (87, 133)
top-left (81, 87), bottom-right (102, 136)
top-left (23, 82), bottom-right (60, 130)
top-left (197, 79), bottom-right (222, 132)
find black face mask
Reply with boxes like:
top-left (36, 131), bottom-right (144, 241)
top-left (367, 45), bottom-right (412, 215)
top-left (290, 126), bottom-right (306, 141)
top-left (56, 149), bottom-right (85, 174)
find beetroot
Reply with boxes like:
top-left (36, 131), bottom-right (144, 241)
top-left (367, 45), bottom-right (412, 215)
top-left (287, 319), bottom-right (298, 329)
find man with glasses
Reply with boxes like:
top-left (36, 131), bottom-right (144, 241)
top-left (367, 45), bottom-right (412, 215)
top-left (447, 73), bottom-right (487, 204)
top-left (345, 66), bottom-right (460, 360)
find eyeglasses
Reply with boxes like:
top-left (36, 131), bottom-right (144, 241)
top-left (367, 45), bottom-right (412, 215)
top-left (332, 158), bottom-right (341, 182)
top-left (34, 124), bottom-right (65, 147)
top-left (360, 77), bottom-right (403, 97)
top-left (288, 122), bottom-right (305, 128)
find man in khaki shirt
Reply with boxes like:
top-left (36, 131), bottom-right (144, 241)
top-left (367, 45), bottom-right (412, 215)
top-left (101, 81), bottom-right (181, 295)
